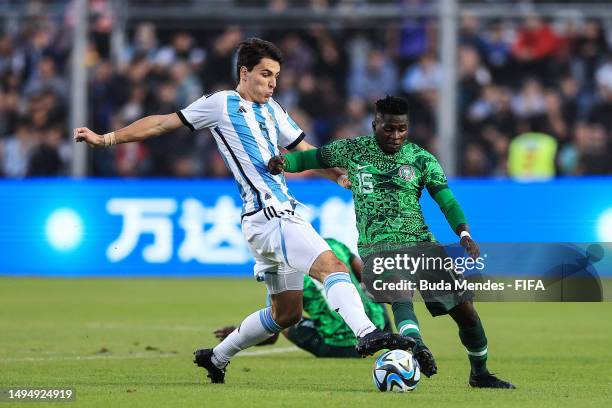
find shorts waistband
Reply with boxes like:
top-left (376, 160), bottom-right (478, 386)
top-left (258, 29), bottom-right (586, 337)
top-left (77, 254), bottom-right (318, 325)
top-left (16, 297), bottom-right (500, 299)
top-left (241, 202), bottom-right (296, 221)
top-left (261, 206), bottom-right (294, 220)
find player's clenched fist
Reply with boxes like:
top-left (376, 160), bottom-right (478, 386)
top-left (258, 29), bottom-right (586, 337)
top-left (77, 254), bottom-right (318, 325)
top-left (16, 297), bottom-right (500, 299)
top-left (267, 155), bottom-right (286, 175)
top-left (73, 127), bottom-right (104, 148)
top-left (460, 235), bottom-right (480, 259)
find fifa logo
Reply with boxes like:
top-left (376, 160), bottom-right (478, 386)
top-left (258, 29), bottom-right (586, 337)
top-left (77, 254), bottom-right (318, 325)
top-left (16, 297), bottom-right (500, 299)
top-left (398, 165), bottom-right (415, 181)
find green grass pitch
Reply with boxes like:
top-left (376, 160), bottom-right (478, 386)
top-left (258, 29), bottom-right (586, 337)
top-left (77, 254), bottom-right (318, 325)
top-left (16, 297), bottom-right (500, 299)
top-left (1, 278), bottom-right (611, 407)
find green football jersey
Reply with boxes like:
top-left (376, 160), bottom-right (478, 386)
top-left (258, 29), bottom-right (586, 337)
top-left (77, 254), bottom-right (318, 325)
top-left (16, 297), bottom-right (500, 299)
top-left (318, 136), bottom-right (449, 255)
top-left (301, 238), bottom-right (387, 347)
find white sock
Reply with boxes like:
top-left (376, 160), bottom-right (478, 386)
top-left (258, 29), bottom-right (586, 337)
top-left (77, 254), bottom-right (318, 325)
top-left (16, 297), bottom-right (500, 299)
top-left (212, 307), bottom-right (281, 368)
top-left (324, 272), bottom-right (376, 338)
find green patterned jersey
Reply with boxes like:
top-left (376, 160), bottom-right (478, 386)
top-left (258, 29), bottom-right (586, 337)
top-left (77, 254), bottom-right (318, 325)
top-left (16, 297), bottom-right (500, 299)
top-left (318, 136), bottom-right (449, 255)
top-left (301, 238), bottom-right (388, 347)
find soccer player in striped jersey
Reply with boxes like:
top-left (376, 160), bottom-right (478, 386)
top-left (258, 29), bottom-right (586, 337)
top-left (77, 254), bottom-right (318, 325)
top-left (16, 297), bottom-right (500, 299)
top-left (74, 38), bottom-right (414, 384)
top-left (267, 95), bottom-right (515, 389)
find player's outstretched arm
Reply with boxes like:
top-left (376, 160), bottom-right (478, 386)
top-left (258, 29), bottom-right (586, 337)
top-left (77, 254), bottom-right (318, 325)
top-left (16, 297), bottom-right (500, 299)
top-left (73, 113), bottom-right (184, 148)
top-left (430, 187), bottom-right (480, 258)
top-left (288, 140), bottom-right (351, 189)
top-left (267, 141), bottom-right (351, 189)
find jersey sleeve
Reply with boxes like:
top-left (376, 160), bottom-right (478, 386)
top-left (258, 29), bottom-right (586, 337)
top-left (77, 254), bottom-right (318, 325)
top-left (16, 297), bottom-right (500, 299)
top-left (268, 99), bottom-right (305, 149)
top-left (422, 151), bottom-right (449, 196)
top-left (317, 138), bottom-right (355, 169)
top-left (177, 92), bottom-right (223, 131)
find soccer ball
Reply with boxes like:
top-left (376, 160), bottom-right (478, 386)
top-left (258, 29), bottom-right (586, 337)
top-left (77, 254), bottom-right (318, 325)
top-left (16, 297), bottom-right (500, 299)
top-left (372, 349), bottom-right (420, 392)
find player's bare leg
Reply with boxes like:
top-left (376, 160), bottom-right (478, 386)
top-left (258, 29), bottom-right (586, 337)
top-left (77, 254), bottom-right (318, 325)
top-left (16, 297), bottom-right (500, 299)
top-left (194, 290), bottom-right (301, 384)
top-left (309, 250), bottom-right (415, 356)
top-left (449, 301), bottom-right (515, 389)
top-left (270, 290), bottom-right (303, 328)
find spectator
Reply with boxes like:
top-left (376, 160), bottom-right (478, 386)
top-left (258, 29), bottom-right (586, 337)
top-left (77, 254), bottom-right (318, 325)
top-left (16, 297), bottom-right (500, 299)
top-left (508, 131), bottom-right (558, 180)
top-left (481, 21), bottom-right (512, 85)
top-left (170, 61), bottom-right (202, 108)
top-left (1, 119), bottom-right (33, 178)
top-left (24, 56), bottom-right (68, 100)
top-left (348, 49), bottom-right (398, 102)
top-left (462, 143), bottom-right (491, 177)
top-left (401, 51), bottom-right (441, 94)
top-left (27, 125), bottom-right (66, 177)
top-left (0, 35), bottom-right (25, 79)
top-left (511, 14), bottom-right (559, 84)
top-left (511, 78), bottom-right (546, 119)
top-left (589, 68), bottom-right (612, 130)
top-left (561, 122), bottom-right (611, 175)
top-left (155, 32), bottom-right (205, 71)
top-left (573, 19), bottom-right (609, 90)
top-left (202, 27), bottom-right (242, 91)
top-left (124, 22), bottom-right (159, 62)
top-left (458, 45), bottom-right (491, 110)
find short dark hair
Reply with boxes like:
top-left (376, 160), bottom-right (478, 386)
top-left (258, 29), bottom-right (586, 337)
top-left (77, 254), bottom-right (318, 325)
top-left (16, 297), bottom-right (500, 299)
top-left (236, 38), bottom-right (283, 82)
top-left (375, 95), bottom-right (409, 116)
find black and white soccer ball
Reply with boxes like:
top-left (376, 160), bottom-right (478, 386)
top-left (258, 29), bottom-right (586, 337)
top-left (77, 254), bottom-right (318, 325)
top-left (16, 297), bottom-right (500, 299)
top-left (372, 349), bottom-right (421, 392)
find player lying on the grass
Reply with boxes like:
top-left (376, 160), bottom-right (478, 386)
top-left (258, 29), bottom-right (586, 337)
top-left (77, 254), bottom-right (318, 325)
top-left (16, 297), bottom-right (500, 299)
top-left (74, 38), bottom-right (414, 384)
top-left (267, 95), bottom-right (515, 389)
top-left (215, 238), bottom-right (391, 358)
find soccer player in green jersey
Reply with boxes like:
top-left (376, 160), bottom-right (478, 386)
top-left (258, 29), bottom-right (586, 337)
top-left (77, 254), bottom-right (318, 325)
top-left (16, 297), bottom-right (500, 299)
top-left (214, 238), bottom-right (390, 358)
top-left (267, 96), bottom-right (515, 389)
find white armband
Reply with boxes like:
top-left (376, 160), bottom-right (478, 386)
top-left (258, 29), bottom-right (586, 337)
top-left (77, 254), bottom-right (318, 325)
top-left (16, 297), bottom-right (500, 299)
top-left (460, 230), bottom-right (471, 239)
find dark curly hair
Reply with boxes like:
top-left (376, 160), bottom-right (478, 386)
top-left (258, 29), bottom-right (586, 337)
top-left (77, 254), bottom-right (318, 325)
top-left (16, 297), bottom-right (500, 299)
top-left (375, 95), bottom-right (409, 116)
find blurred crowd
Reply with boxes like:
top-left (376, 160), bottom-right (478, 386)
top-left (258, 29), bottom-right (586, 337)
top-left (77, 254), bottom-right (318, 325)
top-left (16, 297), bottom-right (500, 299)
top-left (1, 0), bottom-right (611, 178)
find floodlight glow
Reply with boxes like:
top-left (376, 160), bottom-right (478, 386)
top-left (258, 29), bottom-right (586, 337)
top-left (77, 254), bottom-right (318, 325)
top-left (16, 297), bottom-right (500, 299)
top-left (596, 208), bottom-right (612, 242)
top-left (45, 208), bottom-right (84, 251)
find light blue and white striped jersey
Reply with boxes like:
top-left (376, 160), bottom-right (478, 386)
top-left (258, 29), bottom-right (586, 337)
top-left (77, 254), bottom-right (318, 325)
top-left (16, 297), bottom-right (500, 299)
top-left (178, 90), bottom-right (305, 215)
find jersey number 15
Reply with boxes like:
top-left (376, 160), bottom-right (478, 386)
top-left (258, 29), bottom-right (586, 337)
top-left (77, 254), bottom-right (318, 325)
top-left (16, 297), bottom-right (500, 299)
top-left (358, 173), bottom-right (373, 194)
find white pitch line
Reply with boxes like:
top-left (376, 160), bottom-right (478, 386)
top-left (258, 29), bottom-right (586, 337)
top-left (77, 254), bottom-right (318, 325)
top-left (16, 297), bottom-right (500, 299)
top-left (85, 322), bottom-right (204, 332)
top-left (0, 346), bottom-right (301, 363)
top-left (0, 353), bottom-right (179, 363)
top-left (241, 346), bottom-right (299, 356)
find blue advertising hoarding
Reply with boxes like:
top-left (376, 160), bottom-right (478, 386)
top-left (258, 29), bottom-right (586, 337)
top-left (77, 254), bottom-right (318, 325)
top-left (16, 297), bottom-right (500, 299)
top-left (0, 177), bottom-right (610, 277)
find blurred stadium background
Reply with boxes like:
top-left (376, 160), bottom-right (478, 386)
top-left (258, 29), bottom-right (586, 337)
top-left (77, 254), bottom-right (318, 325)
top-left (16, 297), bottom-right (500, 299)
top-left (0, 0), bottom-right (611, 276)
top-left (2, 4), bottom-right (611, 406)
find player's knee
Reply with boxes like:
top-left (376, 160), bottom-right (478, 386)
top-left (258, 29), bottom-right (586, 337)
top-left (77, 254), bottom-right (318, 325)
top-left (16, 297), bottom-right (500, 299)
top-left (450, 302), bottom-right (480, 328)
top-left (310, 251), bottom-right (348, 282)
top-left (275, 309), bottom-right (302, 328)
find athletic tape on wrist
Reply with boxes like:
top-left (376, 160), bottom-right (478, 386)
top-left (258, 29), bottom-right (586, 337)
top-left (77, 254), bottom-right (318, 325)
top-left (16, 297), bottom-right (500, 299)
top-left (103, 132), bottom-right (116, 147)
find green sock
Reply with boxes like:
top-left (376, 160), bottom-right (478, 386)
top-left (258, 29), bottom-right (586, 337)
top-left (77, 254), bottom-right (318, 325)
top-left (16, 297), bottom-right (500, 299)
top-left (458, 318), bottom-right (488, 376)
top-left (391, 302), bottom-right (425, 350)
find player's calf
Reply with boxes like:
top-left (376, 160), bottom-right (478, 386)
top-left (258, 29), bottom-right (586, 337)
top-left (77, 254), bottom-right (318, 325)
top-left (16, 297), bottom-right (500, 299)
top-left (270, 290), bottom-right (303, 328)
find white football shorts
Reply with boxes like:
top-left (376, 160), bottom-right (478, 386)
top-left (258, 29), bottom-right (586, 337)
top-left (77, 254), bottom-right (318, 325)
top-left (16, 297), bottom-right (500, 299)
top-left (241, 202), bottom-right (330, 294)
